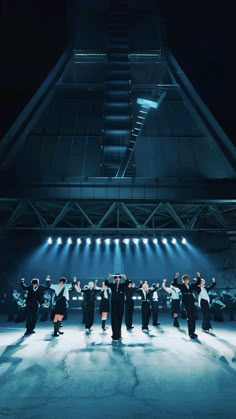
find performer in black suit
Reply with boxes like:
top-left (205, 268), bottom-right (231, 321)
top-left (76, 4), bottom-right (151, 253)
top-left (195, 272), bottom-right (216, 332)
top-left (172, 272), bottom-right (198, 339)
top-left (124, 281), bottom-right (136, 330)
top-left (105, 274), bottom-right (128, 341)
top-left (136, 282), bottom-right (157, 331)
top-left (20, 277), bottom-right (50, 335)
top-left (151, 283), bottom-right (160, 326)
top-left (99, 282), bottom-right (111, 331)
top-left (76, 280), bottom-right (100, 332)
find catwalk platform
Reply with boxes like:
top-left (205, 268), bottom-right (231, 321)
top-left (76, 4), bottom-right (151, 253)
top-left (0, 312), bottom-right (236, 418)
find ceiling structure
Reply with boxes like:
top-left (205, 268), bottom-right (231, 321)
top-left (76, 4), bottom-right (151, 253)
top-left (0, 0), bottom-right (235, 241)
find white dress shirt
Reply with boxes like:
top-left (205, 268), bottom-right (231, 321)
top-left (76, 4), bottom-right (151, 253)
top-left (50, 284), bottom-right (72, 301)
top-left (198, 287), bottom-right (210, 305)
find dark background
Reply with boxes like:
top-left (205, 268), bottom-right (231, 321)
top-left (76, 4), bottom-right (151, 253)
top-left (0, 0), bottom-right (235, 144)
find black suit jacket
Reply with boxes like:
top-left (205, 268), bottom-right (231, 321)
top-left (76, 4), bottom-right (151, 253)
top-left (20, 282), bottom-right (50, 305)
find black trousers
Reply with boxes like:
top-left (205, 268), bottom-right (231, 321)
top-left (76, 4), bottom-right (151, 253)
top-left (125, 299), bottom-right (134, 328)
top-left (84, 302), bottom-right (95, 329)
top-left (201, 299), bottom-right (212, 330)
top-left (111, 300), bottom-right (124, 339)
top-left (151, 301), bottom-right (159, 325)
top-left (26, 303), bottom-right (38, 331)
top-left (141, 301), bottom-right (151, 329)
top-left (184, 301), bottom-right (196, 336)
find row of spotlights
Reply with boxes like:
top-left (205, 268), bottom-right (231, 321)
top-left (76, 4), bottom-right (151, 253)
top-left (47, 237), bottom-right (187, 245)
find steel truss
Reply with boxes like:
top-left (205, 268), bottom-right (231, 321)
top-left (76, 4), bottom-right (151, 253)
top-left (0, 199), bottom-right (236, 235)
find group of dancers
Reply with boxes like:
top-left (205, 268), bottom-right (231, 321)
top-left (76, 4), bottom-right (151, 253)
top-left (20, 272), bottom-right (216, 340)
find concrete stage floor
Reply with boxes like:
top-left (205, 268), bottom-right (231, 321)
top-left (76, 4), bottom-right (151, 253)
top-left (0, 311), bottom-right (236, 419)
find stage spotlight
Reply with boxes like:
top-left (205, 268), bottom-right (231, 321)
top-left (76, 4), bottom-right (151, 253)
top-left (152, 238), bottom-right (158, 244)
top-left (123, 238), bottom-right (130, 244)
top-left (67, 237), bottom-right (72, 245)
top-left (105, 238), bottom-right (111, 244)
top-left (162, 238), bottom-right (167, 244)
top-left (47, 237), bottom-right (53, 245)
top-left (77, 238), bottom-right (82, 244)
top-left (114, 238), bottom-right (120, 244)
top-left (171, 238), bottom-right (177, 244)
top-left (142, 238), bottom-right (148, 244)
top-left (133, 238), bottom-right (139, 244)
top-left (57, 237), bottom-right (62, 245)
top-left (86, 238), bottom-right (91, 245)
top-left (182, 238), bottom-right (187, 244)
top-left (96, 238), bottom-right (101, 244)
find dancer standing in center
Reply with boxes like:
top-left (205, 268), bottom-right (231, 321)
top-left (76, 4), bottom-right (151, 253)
top-left (162, 278), bottom-right (182, 327)
top-left (172, 272), bottom-right (198, 339)
top-left (105, 274), bottom-right (128, 341)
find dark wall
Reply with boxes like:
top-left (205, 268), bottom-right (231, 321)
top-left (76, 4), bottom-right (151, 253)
top-left (160, 0), bottom-right (236, 145)
top-left (0, 0), bottom-right (68, 139)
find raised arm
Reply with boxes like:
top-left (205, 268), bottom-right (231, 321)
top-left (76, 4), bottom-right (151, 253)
top-left (162, 279), bottom-right (171, 293)
top-left (105, 274), bottom-right (113, 288)
top-left (20, 278), bottom-right (30, 290)
top-left (172, 273), bottom-right (182, 290)
top-left (206, 278), bottom-right (216, 291)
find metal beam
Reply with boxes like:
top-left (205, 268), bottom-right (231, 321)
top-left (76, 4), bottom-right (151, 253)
top-left (143, 202), bottom-right (163, 227)
top-left (187, 205), bottom-right (205, 229)
top-left (166, 202), bottom-right (186, 228)
top-left (74, 202), bottom-right (94, 226)
top-left (51, 201), bottom-right (71, 228)
top-left (28, 201), bottom-right (48, 227)
top-left (96, 202), bottom-right (117, 227)
top-left (6, 201), bottom-right (27, 227)
top-left (120, 202), bottom-right (141, 228)
top-left (208, 205), bottom-right (226, 228)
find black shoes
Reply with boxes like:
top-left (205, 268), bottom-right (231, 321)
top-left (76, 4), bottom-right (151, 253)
top-left (190, 333), bottom-right (198, 339)
top-left (25, 330), bottom-right (35, 335)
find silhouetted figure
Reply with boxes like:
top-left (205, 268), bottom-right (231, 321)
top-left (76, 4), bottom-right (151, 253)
top-left (151, 283), bottom-right (160, 326)
top-left (124, 281), bottom-right (136, 330)
top-left (76, 280), bottom-right (100, 332)
top-left (99, 282), bottom-right (111, 331)
top-left (105, 274), bottom-right (128, 341)
top-left (172, 272), bottom-right (198, 339)
top-left (20, 277), bottom-right (50, 335)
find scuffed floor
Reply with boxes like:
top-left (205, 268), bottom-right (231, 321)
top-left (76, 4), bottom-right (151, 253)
top-left (0, 312), bottom-right (236, 418)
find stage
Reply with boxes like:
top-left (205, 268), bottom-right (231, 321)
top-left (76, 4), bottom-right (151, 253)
top-left (0, 312), bottom-right (236, 418)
